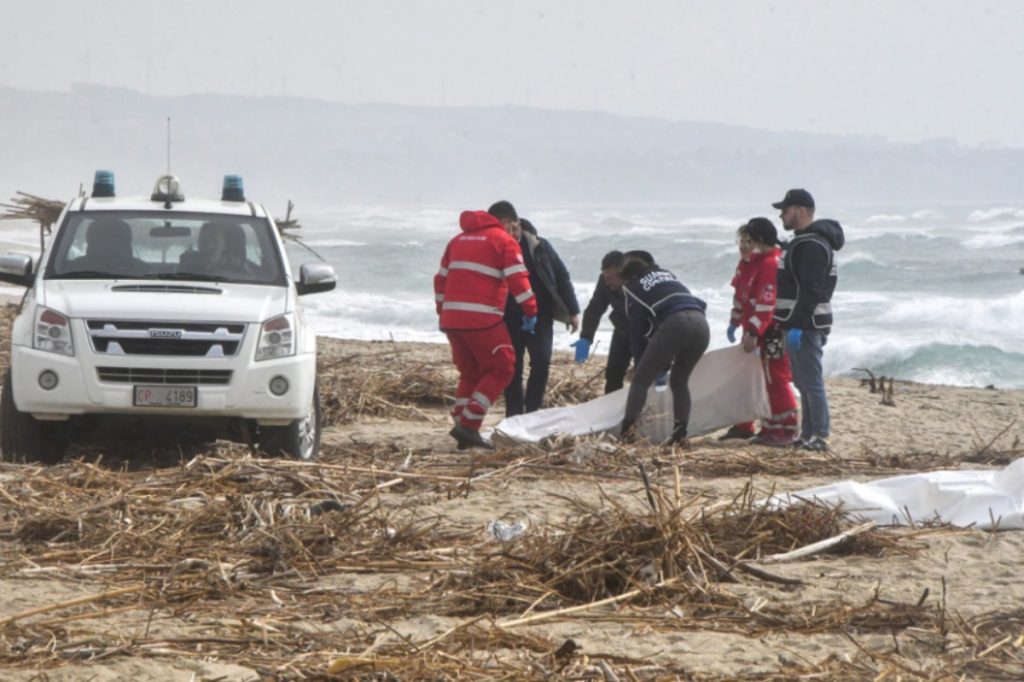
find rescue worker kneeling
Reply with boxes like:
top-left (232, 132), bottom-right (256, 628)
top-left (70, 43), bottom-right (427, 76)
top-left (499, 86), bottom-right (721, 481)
top-left (434, 210), bottom-right (538, 449)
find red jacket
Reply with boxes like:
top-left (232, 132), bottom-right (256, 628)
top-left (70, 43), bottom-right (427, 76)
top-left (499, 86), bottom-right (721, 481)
top-left (729, 257), bottom-right (758, 327)
top-left (434, 211), bottom-right (538, 330)
top-left (731, 248), bottom-right (781, 337)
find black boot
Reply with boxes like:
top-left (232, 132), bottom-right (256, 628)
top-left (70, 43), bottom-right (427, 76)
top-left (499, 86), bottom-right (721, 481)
top-left (717, 425), bottom-right (755, 441)
top-left (619, 418), bottom-right (637, 444)
top-left (670, 422), bottom-right (689, 448)
top-left (450, 424), bottom-right (494, 450)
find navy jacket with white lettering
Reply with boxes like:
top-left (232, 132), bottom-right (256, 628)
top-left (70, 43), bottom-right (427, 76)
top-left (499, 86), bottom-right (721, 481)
top-left (623, 266), bottom-right (706, 361)
top-left (773, 219), bottom-right (845, 331)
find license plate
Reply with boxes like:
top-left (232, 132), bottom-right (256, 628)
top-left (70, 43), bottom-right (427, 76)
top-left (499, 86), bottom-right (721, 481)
top-left (133, 385), bottom-right (197, 408)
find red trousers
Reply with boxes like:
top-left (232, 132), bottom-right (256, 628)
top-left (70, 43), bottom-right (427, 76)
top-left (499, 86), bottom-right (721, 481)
top-left (446, 325), bottom-right (516, 431)
top-left (760, 351), bottom-right (799, 438)
top-left (737, 347), bottom-right (799, 439)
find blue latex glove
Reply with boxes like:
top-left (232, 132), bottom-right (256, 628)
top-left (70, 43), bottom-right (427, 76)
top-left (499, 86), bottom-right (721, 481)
top-left (786, 328), bottom-right (803, 351)
top-left (654, 371), bottom-right (668, 387)
top-left (726, 324), bottom-right (738, 344)
top-left (521, 315), bottom-right (538, 334)
top-left (571, 338), bottom-right (591, 363)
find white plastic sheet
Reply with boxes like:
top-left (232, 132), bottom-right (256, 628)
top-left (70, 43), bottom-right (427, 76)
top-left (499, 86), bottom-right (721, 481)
top-left (493, 346), bottom-right (771, 445)
top-left (768, 458), bottom-right (1024, 530)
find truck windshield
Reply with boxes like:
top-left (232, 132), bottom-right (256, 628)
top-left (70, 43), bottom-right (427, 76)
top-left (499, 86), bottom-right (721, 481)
top-left (46, 212), bottom-right (286, 285)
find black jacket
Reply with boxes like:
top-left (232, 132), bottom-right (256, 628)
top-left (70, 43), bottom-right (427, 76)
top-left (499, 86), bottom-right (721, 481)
top-left (623, 266), bottom-right (706, 360)
top-left (580, 274), bottom-right (627, 341)
top-left (774, 219), bottom-right (845, 331)
top-left (505, 232), bottom-right (580, 325)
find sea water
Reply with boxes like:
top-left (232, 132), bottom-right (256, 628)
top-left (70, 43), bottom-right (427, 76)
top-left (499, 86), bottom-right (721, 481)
top-left (290, 203), bottom-right (1024, 389)
top-left (3, 202), bottom-right (1023, 389)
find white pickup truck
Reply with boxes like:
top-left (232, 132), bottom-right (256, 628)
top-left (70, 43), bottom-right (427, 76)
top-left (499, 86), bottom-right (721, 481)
top-left (0, 172), bottom-right (336, 462)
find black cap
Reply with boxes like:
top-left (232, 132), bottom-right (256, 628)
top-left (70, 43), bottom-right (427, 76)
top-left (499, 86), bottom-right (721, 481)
top-left (743, 217), bottom-right (780, 246)
top-left (771, 188), bottom-right (815, 210)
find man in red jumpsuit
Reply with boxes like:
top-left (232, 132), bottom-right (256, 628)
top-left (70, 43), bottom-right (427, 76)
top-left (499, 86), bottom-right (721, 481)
top-left (434, 210), bottom-right (538, 449)
top-left (735, 217), bottom-right (800, 446)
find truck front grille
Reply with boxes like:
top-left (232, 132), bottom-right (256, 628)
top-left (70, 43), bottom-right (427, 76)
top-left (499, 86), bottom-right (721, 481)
top-left (86, 320), bottom-right (246, 357)
top-left (97, 367), bottom-right (233, 385)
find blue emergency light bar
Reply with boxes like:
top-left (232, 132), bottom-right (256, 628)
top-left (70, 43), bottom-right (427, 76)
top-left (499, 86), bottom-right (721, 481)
top-left (222, 175), bottom-right (245, 202)
top-left (92, 170), bottom-right (115, 198)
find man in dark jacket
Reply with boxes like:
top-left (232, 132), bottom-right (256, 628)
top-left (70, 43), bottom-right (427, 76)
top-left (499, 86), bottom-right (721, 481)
top-left (574, 250), bottom-right (632, 393)
top-left (489, 200), bottom-right (581, 416)
top-left (771, 189), bottom-right (845, 453)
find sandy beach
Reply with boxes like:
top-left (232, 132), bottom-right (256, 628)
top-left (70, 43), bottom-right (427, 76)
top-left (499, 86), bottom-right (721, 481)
top-left (1, 314), bottom-right (1024, 679)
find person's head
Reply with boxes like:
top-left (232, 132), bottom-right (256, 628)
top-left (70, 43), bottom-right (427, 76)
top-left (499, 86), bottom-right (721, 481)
top-left (519, 218), bottom-right (538, 237)
top-left (735, 225), bottom-right (753, 260)
top-left (771, 188), bottom-right (815, 232)
top-left (197, 222), bottom-right (228, 266)
top-left (85, 218), bottom-right (133, 265)
top-left (741, 217), bottom-right (780, 252)
top-left (222, 223), bottom-right (248, 266)
top-left (600, 250), bottom-right (626, 290)
top-left (488, 200), bottom-right (520, 238)
top-left (620, 250), bottom-right (656, 281)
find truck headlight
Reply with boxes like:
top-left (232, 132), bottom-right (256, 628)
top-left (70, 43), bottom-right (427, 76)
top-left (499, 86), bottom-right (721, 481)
top-left (255, 314), bottom-right (295, 361)
top-left (34, 307), bottom-right (75, 356)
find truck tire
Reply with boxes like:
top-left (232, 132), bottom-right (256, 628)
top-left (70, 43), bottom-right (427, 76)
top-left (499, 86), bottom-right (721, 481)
top-left (0, 370), bottom-right (66, 464)
top-left (258, 381), bottom-right (320, 461)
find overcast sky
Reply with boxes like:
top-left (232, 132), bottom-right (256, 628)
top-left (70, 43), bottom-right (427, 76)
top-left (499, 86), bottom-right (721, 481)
top-left (3, 1), bottom-right (1023, 147)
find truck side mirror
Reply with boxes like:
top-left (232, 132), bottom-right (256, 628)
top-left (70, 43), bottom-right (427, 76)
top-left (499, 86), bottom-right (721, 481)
top-left (296, 262), bottom-right (336, 296)
top-left (0, 254), bottom-right (34, 287)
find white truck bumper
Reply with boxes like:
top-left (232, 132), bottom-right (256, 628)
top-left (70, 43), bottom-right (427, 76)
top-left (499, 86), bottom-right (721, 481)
top-left (11, 344), bottom-right (316, 421)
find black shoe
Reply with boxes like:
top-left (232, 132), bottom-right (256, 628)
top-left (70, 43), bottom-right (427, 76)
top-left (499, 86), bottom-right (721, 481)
top-left (718, 425), bottom-right (756, 441)
top-left (670, 422), bottom-right (689, 449)
top-left (619, 418), bottom-right (637, 444)
top-left (801, 436), bottom-right (830, 452)
top-left (450, 424), bottom-right (494, 450)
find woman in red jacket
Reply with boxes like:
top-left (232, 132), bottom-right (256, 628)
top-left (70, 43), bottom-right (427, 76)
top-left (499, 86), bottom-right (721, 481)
top-left (718, 226), bottom-right (759, 441)
top-left (736, 217), bottom-right (799, 446)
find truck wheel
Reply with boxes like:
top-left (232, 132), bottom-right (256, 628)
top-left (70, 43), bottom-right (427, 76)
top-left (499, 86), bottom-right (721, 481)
top-left (0, 370), bottom-right (66, 464)
top-left (258, 382), bottom-right (320, 461)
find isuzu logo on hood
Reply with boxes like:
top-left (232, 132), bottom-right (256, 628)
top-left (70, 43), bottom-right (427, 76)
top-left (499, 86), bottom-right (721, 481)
top-left (149, 328), bottom-right (184, 339)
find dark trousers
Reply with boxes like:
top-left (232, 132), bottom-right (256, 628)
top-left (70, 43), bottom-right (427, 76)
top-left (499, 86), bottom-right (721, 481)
top-left (624, 310), bottom-right (710, 433)
top-left (605, 330), bottom-right (632, 393)
top-left (504, 316), bottom-right (554, 416)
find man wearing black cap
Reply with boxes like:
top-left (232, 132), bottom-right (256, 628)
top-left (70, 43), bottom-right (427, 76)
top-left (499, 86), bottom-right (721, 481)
top-left (771, 189), bottom-right (845, 452)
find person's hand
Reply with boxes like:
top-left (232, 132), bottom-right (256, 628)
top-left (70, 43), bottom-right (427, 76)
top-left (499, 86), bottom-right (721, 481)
top-left (786, 328), bottom-right (803, 351)
top-left (571, 338), bottom-right (590, 363)
top-left (741, 331), bottom-right (758, 353)
top-left (567, 314), bottom-right (581, 334)
top-left (726, 324), bottom-right (738, 344)
top-left (521, 315), bottom-right (538, 334)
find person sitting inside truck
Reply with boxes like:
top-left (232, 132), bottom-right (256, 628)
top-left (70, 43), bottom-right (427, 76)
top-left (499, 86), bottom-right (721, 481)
top-left (180, 222), bottom-right (255, 278)
top-left (221, 223), bottom-right (256, 275)
top-left (64, 217), bottom-right (147, 276)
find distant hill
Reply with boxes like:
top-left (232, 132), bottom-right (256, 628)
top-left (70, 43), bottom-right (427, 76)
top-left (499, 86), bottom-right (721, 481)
top-left (1, 83), bottom-right (1021, 208)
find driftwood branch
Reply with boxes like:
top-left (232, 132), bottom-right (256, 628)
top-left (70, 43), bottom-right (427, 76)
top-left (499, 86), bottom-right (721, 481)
top-left (498, 577), bottom-right (683, 628)
top-left (753, 521), bottom-right (877, 564)
top-left (881, 377), bottom-right (897, 407)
